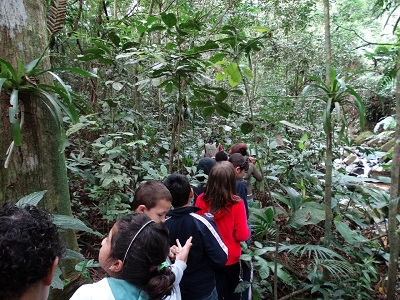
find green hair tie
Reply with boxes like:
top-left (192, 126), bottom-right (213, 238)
top-left (159, 261), bottom-right (168, 271)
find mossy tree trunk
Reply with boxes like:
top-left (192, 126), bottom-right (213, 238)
top-left (0, 1), bottom-right (84, 299)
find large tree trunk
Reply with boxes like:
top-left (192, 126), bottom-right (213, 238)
top-left (0, 1), bottom-right (84, 298)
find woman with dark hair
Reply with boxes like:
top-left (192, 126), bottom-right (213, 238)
top-left (195, 161), bottom-right (250, 300)
top-left (229, 143), bottom-right (262, 204)
top-left (71, 214), bottom-right (179, 300)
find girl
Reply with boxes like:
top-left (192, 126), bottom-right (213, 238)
top-left (71, 214), bottom-right (176, 300)
top-left (229, 143), bottom-right (262, 205)
top-left (195, 161), bottom-right (250, 300)
top-left (228, 153), bottom-right (250, 217)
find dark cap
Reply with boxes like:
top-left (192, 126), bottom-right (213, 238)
top-left (197, 157), bottom-right (216, 175)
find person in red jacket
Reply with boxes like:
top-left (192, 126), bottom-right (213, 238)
top-left (195, 161), bottom-right (250, 300)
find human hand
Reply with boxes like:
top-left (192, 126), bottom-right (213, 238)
top-left (174, 236), bottom-right (193, 263)
top-left (249, 156), bottom-right (256, 164)
top-left (169, 245), bottom-right (178, 262)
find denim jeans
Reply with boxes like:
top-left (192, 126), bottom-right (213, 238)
top-left (201, 287), bottom-right (218, 300)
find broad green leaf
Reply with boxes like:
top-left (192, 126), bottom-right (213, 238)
top-left (161, 12), bottom-right (177, 28)
top-left (202, 106), bottom-right (214, 117)
top-left (215, 91), bottom-right (228, 102)
top-left (108, 31), bottom-right (120, 47)
top-left (53, 215), bottom-right (103, 236)
top-left (16, 58), bottom-right (24, 84)
top-left (210, 53), bottom-right (227, 63)
top-left (24, 57), bottom-right (41, 73)
top-left (16, 190), bottom-right (47, 206)
top-left (84, 48), bottom-right (105, 55)
top-left (240, 122), bottom-right (253, 134)
top-left (192, 100), bottom-right (212, 108)
top-left (287, 203), bottom-right (325, 229)
top-left (216, 103), bottom-right (231, 118)
top-left (0, 57), bottom-right (17, 80)
top-left (11, 121), bottom-right (22, 146)
top-left (230, 89), bottom-right (244, 95)
top-left (254, 26), bottom-right (270, 33)
top-left (242, 67), bottom-right (253, 80)
top-left (147, 25), bottom-right (167, 33)
top-left (225, 63), bottom-right (242, 87)
top-left (216, 73), bottom-right (227, 82)
top-left (334, 221), bottom-right (368, 244)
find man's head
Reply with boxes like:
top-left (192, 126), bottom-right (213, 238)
top-left (0, 203), bottom-right (64, 300)
top-left (163, 173), bottom-right (193, 208)
top-left (132, 180), bottom-right (172, 222)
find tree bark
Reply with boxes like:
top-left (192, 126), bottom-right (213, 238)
top-left (0, 1), bottom-right (84, 298)
top-left (323, 0), bottom-right (333, 245)
top-left (386, 45), bottom-right (400, 300)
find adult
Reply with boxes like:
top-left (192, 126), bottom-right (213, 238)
top-left (229, 143), bottom-right (262, 204)
top-left (0, 203), bottom-right (64, 300)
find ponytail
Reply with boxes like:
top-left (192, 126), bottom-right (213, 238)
top-left (145, 266), bottom-right (175, 300)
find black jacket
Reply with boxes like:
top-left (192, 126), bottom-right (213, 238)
top-left (166, 206), bottom-right (228, 300)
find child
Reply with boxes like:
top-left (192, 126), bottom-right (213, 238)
top-left (195, 162), bottom-right (250, 300)
top-left (229, 143), bottom-right (262, 204)
top-left (164, 173), bottom-right (228, 300)
top-left (131, 180), bottom-right (173, 223)
top-left (0, 203), bottom-right (64, 300)
top-left (228, 153), bottom-right (253, 300)
top-left (228, 153), bottom-right (250, 218)
top-left (71, 213), bottom-right (176, 300)
top-left (131, 180), bottom-right (192, 300)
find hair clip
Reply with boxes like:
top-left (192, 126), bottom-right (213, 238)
top-left (159, 261), bottom-right (168, 271)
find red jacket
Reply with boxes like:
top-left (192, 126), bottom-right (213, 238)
top-left (195, 193), bottom-right (250, 265)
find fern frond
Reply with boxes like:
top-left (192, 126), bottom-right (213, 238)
top-left (47, 0), bottom-right (68, 36)
top-left (313, 259), bottom-right (355, 278)
top-left (279, 244), bottom-right (345, 261)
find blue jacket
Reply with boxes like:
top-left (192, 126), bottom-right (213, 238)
top-left (166, 206), bottom-right (228, 300)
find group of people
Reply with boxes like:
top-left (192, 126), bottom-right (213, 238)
top-left (0, 142), bottom-right (262, 300)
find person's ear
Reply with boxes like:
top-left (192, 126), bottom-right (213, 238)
top-left (109, 259), bottom-right (124, 273)
top-left (135, 205), bottom-right (146, 214)
top-left (235, 167), bottom-right (241, 174)
top-left (43, 257), bottom-right (59, 286)
top-left (189, 188), bottom-right (194, 200)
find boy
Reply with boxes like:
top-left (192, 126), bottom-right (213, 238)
top-left (0, 203), bottom-right (64, 300)
top-left (132, 180), bottom-right (192, 300)
top-left (164, 174), bottom-right (228, 300)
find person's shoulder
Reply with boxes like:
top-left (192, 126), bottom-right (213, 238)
top-left (71, 278), bottom-right (114, 300)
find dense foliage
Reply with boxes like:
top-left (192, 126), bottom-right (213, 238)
top-left (2, 0), bottom-right (399, 298)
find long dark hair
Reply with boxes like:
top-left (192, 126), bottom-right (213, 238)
top-left (203, 161), bottom-right (240, 214)
top-left (111, 214), bottom-right (175, 299)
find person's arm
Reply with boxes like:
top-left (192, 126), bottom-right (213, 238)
top-left (251, 163), bottom-right (263, 182)
top-left (194, 194), bottom-right (207, 215)
top-left (193, 215), bottom-right (228, 268)
top-left (233, 201), bottom-right (250, 242)
top-left (237, 182), bottom-right (249, 218)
